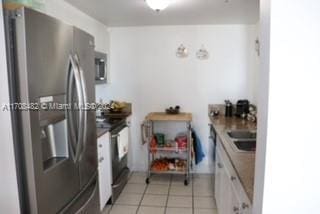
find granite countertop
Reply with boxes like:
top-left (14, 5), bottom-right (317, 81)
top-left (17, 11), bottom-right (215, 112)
top-left (96, 114), bottom-right (132, 138)
top-left (96, 127), bottom-right (109, 138)
top-left (209, 115), bottom-right (256, 202)
top-left (96, 102), bottom-right (132, 138)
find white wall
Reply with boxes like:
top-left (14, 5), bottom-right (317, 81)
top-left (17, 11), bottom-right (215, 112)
top-left (101, 25), bottom-right (259, 172)
top-left (254, 0), bottom-right (320, 213)
top-left (0, 3), bottom-right (21, 213)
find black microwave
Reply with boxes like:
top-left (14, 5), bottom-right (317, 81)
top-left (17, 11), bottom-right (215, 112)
top-left (95, 51), bottom-right (107, 84)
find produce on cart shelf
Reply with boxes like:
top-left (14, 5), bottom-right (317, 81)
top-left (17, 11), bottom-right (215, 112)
top-left (175, 159), bottom-right (187, 171)
top-left (151, 158), bottom-right (187, 172)
top-left (150, 136), bottom-right (157, 154)
top-left (151, 159), bottom-right (170, 171)
top-left (150, 133), bottom-right (188, 154)
top-left (175, 134), bottom-right (188, 149)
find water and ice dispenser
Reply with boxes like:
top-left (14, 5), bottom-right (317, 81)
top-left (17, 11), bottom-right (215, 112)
top-left (39, 95), bottom-right (69, 171)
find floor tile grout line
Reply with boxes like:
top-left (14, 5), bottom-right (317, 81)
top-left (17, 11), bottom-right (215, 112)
top-left (164, 174), bottom-right (173, 214)
top-left (135, 177), bottom-right (149, 214)
top-left (142, 193), bottom-right (170, 196)
top-left (110, 172), bottom-right (216, 214)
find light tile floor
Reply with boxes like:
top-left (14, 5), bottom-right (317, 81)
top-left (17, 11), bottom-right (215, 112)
top-left (102, 172), bottom-right (218, 214)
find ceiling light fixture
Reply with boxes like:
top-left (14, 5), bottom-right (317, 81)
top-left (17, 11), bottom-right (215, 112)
top-left (145, 0), bottom-right (171, 12)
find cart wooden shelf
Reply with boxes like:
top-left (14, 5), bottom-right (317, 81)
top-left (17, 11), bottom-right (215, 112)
top-left (143, 112), bottom-right (192, 186)
top-left (146, 112), bottom-right (192, 122)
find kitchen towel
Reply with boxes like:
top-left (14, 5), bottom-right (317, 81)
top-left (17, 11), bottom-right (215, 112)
top-left (192, 128), bottom-right (205, 165)
top-left (118, 126), bottom-right (129, 160)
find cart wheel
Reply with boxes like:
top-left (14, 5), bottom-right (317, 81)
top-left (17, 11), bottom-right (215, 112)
top-left (145, 178), bottom-right (150, 184)
top-left (184, 179), bottom-right (189, 186)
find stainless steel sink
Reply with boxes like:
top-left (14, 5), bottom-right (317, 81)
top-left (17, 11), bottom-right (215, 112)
top-left (226, 130), bottom-right (257, 152)
top-left (227, 130), bottom-right (257, 139)
top-left (233, 140), bottom-right (256, 152)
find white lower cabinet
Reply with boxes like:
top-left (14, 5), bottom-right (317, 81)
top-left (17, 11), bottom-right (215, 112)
top-left (230, 183), bottom-right (242, 214)
top-left (97, 132), bottom-right (112, 211)
top-left (215, 137), bottom-right (252, 214)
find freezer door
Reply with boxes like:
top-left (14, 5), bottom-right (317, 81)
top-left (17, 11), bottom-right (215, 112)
top-left (14, 8), bottom-right (80, 214)
top-left (59, 175), bottom-right (100, 214)
top-left (73, 27), bottom-right (98, 189)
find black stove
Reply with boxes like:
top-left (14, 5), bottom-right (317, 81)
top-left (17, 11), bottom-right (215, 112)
top-left (96, 116), bottom-right (126, 131)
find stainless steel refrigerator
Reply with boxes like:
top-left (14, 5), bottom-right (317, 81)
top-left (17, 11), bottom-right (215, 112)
top-left (5, 7), bottom-right (99, 214)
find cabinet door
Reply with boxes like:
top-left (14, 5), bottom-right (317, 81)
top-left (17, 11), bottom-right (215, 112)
top-left (215, 140), bottom-right (232, 214)
top-left (229, 183), bottom-right (242, 214)
top-left (241, 204), bottom-right (252, 214)
top-left (215, 149), bottom-right (223, 211)
top-left (215, 136), bottom-right (252, 214)
top-left (220, 159), bottom-right (232, 214)
top-left (240, 195), bottom-right (252, 214)
top-left (97, 132), bottom-right (112, 211)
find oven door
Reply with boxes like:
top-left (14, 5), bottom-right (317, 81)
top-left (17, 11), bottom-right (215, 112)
top-left (110, 125), bottom-right (130, 202)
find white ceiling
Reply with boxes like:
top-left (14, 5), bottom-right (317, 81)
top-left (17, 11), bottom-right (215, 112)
top-left (65, 0), bottom-right (259, 27)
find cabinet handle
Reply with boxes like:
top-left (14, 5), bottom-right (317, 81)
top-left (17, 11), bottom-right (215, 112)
top-left (231, 176), bottom-right (237, 181)
top-left (99, 157), bottom-right (104, 163)
top-left (242, 203), bottom-right (249, 209)
top-left (233, 206), bottom-right (239, 212)
top-left (99, 144), bottom-right (103, 148)
top-left (217, 163), bottom-right (223, 168)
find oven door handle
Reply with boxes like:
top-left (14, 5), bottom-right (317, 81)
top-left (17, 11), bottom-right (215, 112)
top-left (112, 134), bottom-right (120, 138)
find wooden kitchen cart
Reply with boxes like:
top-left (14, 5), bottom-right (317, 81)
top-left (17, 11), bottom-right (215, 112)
top-left (143, 112), bottom-right (192, 186)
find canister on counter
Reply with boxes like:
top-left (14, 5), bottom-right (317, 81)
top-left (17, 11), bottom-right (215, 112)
top-left (225, 100), bottom-right (233, 117)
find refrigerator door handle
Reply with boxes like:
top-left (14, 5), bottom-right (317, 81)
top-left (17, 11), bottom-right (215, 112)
top-left (74, 54), bottom-right (88, 161)
top-left (67, 54), bottom-right (85, 162)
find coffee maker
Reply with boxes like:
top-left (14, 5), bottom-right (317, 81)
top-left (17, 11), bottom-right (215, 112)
top-left (235, 100), bottom-right (250, 117)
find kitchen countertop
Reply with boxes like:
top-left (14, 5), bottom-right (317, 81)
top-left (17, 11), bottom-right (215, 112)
top-left (96, 102), bottom-right (132, 138)
top-left (96, 114), bottom-right (131, 138)
top-left (96, 127), bottom-right (109, 138)
top-left (102, 103), bottom-right (132, 118)
top-left (209, 114), bottom-right (256, 202)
